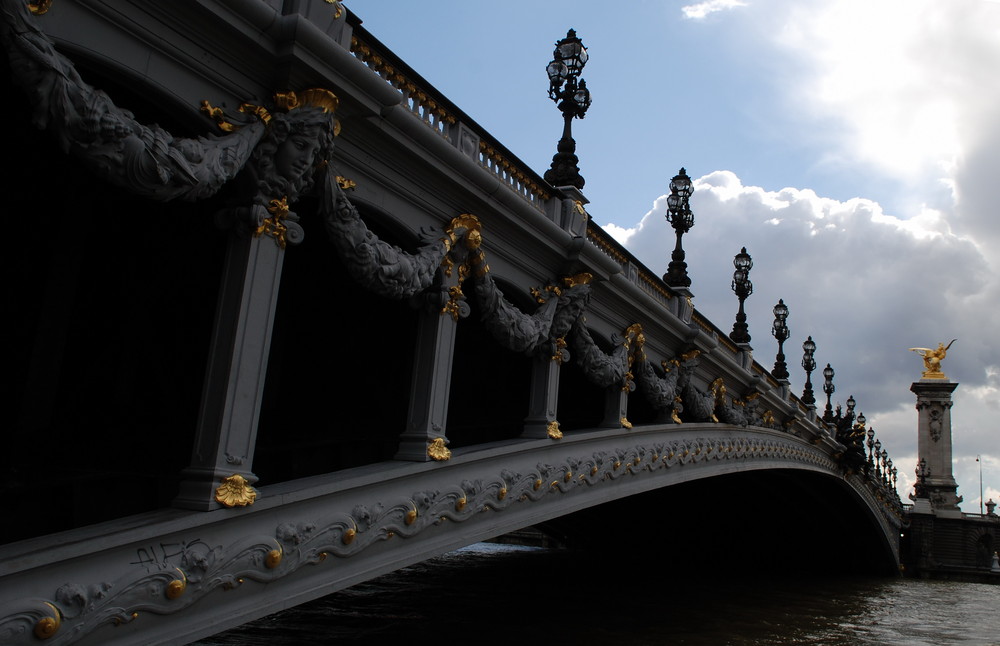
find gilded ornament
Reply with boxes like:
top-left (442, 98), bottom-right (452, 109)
top-left (427, 437), bottom-right (451, 461)
top-left (455, 497), bottom-right (467, 511)
top-left (27, 0), bottom-right (51, 15)
top-left (547, 421), bottom-right (563, 439)
top-left (265, 548), bottom-right (283, 569)
top-left (447, 212), bottom-right (481, 240)
top-left (200, 100), bottom-right (238, 132)
top-left (534, 479), bottom-right (542, 490)
top-left (552, 338), bottom-right (568, 364)
top-left (342, 528), bottom-right (356, 545)
top-left (33, 604), bottom-right (60, 640)
top-left (614, 461), bottom-right (621, 469)
top-left (441, 285), bottom-right (465, 320)
top-left (909, 340), bottom-right (955, 379)
top-left (591, 466), bottom-right (598, 475)
top-left (214, 474), bottom-right (257, 507)
top-left (405, 508), bottom-right (417, 525)
top-left (255, 196), bottom-right (291, 248)
top-left (166, 576), bottom-right (187, 600)
top-left (564, 471), bottom-right (572, 482)
top-left (498, 487), bottom-right (507, 500)
top-left (680, 349), bottom-right (701, 361)
top-left (620, 417), bottom-right (632, 429)
top-left (465, 229), bottom-right (483, 251)
top-left (323, 0), bottom-right (344, 19)
top-left (239, 102), bottom-right (272, 124)
top-left (274, 88), bottom-right (339, 115)
top-left (336, 176), bottom-right (357, 190)
top-left (562, 272), bottom-right (593, 288)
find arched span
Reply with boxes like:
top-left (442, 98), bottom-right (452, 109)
top-left (539, 468), bottom-right (900, 576)
top-left (0, 423), bottom-right (903, 646)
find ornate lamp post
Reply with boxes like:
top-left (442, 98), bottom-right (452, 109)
top-left (662, 168), bottom-right (695, 287)
top-left (544, 29), bottom-right (591, 189)
top-left (822, 363), bottom-right (835, 422)
top-left (771, 299), bottom-right (790, 379)
top-left (730, 247), bottom-right (753, 344)
top-left (865, 424), bottom-right (875, 471)
top-left (915, 458), bottom-right (930, 498)
top-left (801, 336), bottom-right (816, 405)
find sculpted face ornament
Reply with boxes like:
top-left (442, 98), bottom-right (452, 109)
top-left (248, 89), bottom-right (339, 205)
top-left (237, 89), bottom-right (339, 247)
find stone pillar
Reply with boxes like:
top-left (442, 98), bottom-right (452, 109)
top-left (601, 386), bottom-right (629, 428)
top-left (395, 273), bottom-right (465, 461)
top-left (911, 379), bottom-right (963, 516)
top-left (522, 354), bottom-right (563, 439)
top-left (174, 221), bottom-right (286, 511)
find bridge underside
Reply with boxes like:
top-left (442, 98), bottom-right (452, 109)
top-left (542, 469), bottom-right (900, 576)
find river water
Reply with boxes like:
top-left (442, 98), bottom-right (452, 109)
top-left (197, 543), bottom-right (1000, 645)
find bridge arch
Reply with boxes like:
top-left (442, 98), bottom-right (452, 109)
top-left (540, 466), bottom-right (900, 575)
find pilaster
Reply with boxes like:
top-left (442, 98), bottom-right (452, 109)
top-left (395, 272), bottom-right (465, 461)
top-left (522, 354), bottom-right (563, 439)
top-left (174, 218), bottom-right (286, 510)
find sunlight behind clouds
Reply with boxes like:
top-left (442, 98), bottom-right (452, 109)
top-left (775, 0), bottom-right (1000, 204)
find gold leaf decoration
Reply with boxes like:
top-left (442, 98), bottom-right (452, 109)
top-left (427, 437), bottom-right (451, 461)
top-left (215, 474), bottom-right (257, 507)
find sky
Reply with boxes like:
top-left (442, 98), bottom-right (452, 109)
top-left (343, 0), bottom-right (1000, 512)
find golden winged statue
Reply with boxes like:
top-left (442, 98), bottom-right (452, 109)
top-left (909, 339), bottom-right (956, 379)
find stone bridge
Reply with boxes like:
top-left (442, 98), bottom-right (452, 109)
top-left (0, 1), bottom-right (903, 644)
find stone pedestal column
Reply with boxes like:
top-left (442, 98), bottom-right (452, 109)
top-left (911, 379), bottom-right (962, 515)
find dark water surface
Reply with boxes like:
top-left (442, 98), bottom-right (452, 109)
top-left (197, 543), bottom-right (1000, 645)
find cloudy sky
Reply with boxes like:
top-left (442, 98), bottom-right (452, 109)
top-left (346, 0), bottom-right (1000, 511)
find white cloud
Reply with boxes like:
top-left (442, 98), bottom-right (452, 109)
top-left (681, 0), bottom-right (748, 20)
top-left (772, 0), bottom-right (1000, 249)
top-left (617, 170), bottom-right (1000, 511)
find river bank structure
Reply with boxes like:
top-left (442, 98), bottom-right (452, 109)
top-left (902, 344), bottom-right (1000, 581)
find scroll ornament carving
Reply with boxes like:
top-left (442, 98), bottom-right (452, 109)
top-left (0, 433), bottom-right (896, 645)
top-left (0, 0), bottom-right (265, 201)
top-left (0, 535), bottom-right (282, 645)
